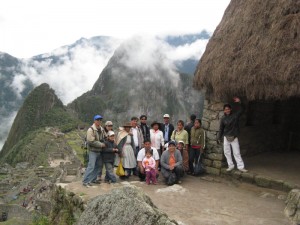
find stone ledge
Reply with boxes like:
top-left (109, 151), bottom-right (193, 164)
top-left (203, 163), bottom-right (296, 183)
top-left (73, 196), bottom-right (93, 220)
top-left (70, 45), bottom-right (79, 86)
top-left (219, 168), bottom-right (299, 193)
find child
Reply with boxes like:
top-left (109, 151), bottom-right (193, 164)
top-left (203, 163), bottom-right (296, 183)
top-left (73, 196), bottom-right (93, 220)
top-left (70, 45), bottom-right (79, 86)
top-left (177, 140), bottom-right (189, 172)
top-left (103, 131), bottom-right (120, 183)
top-left (142, 149), bottom-right (157, 185)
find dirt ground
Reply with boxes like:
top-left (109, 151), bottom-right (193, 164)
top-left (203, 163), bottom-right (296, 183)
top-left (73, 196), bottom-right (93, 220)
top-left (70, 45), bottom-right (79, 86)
top-left (60, 173), bottom-right (292, 225)
top-left (244, 151), bottom-right (300, 186)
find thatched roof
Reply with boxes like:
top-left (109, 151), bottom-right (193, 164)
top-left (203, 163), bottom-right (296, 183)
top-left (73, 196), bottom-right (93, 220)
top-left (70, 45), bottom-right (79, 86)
top-left (194, 0), bottom-right (300, 101)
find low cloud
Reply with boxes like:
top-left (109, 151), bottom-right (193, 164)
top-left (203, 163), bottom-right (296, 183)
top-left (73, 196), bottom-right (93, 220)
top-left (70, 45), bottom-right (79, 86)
top-left (0, 111), bottom-right (17, 150)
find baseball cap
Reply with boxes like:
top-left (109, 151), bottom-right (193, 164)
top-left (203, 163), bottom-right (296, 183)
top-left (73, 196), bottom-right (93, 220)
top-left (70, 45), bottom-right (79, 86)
top-left (168, 140), bottom-right (176, 146)
top-left (105, 121), bottom-right (113, 126)
top-left (163, 114), bottom-right (170, 118)
top-left (107, 131), bottom-right (115, 136)
top-left (94, 115), bottom-right (103, 120)
top-left (178, 140), bottom-right (185, 145)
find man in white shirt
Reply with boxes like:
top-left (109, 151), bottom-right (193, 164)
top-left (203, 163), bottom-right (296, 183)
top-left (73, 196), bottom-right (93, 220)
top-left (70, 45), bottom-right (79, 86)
top-left (137, 140), bottom-right (160, 181)
top-left (130, 117), bottom-right (144, 157)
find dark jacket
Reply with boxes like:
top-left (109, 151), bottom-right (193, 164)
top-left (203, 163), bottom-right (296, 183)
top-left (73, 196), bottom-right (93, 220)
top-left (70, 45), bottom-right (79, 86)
top-left (218, 102), bottom-right (245, 140)
top-left (184, 121), bottom-right (195, 144)
top-left (102, 140), bottom-right (120, 163)
top-left (160, 123), bottom-right (174, 143)
top-left (140, 123), bottom-right (150, 142)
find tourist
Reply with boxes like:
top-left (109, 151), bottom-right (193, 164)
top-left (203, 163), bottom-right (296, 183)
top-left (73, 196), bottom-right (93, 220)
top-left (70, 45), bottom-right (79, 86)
top-left (217, 97), bottom-right (248, 173)
top-left (130, 116), bottom-right (144, 156)
top-left (160, 140), bottom-right (183, 185)
top-left (171, 120), bottom-right (189, 172)
top-left (104, 121), bottom-right (114, 139)
top-left (140, 115), bottom-right (150, 142)
top-left (98, 120), bottom-right (114, 181)
top-left (82, 115), bottom-right (106, 187)
top-left (184, 114), bottom-right (196, 144)
top-left (150, 121), bottom-right (164, 155)
top-left (177, 140), bottom-right (185, 157)
top-left (142, 149), bottom-right (157, 185)
top-left (115, 122), bottom-right (136, 178)
top-left (189, 118), bottom-right (206, 175)
top-left (160, 114), bottom-right (174, 145)
top-left (102, 131), bottom-right (120, 183)
top-left (137, 140), bottom-right (160, 181)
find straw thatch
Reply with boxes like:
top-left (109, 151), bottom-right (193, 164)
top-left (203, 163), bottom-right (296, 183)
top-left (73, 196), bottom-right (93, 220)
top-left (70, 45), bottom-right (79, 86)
top-left (194, 0), bottom-right (300, 101)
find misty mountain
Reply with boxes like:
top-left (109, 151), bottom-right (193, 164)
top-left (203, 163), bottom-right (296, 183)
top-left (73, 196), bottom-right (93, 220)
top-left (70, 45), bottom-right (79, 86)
top-left (68, 36), bottom-right (204, 125)
top-left (0, 32), bottom-right (209, 150)
top-left (0, 83), bottom-right (78, 165)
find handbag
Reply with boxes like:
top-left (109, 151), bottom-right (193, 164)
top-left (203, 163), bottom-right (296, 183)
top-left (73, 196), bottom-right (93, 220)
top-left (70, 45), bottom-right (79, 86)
top-left (167, 172), bottom-right (176, 186)
top-left (194, 153), bottom-right (205, 176)
top-left (225, 136), bottom-right (235, 142)
top-left (116, 159), bottom-right (125, 176)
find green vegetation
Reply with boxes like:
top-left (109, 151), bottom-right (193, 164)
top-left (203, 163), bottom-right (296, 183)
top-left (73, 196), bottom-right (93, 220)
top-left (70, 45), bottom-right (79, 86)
top-left (31, 215), bottom-right (50, 225)
top-left (65, 130), bottom-right (87, 165)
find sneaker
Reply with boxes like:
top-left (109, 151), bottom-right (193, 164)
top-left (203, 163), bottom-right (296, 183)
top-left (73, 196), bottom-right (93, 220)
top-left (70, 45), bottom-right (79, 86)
top-left (177, 180), bottom-right (182, 184)
top-left (239, 168), bottom-right (248, 173)
top-left (226, 167), bottom-right (234, 172)
top-left (92, 180), bottom-right (101, 184)
top-left (83, 183), bottom-right (92, 187)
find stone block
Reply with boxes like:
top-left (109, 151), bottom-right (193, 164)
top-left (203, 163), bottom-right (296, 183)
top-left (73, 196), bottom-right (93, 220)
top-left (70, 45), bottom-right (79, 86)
top-left (270, 179), bottom-right (284, 191)
top-left (284, 189), bottom-right (300, 224)
top-left (232, 170), bottom-right (242, 180)
top-left (205, 166), bottom-right (220, 176)
top-left (203, 109), bottom-right (219, 120)
top-left (203, 159), bottom-right (212, 167)
top-left (212, 160), bottom-right (225, 169)
top-left (283, 182), bottom-right (298, 192)
top-left (202, 119), bottom-right (209, 130)
top-left (241, 172), bottom-right (255, 184)
top-left (206, 131), bottom-right (217, 140)
top-left (209, 119), bottom-right (220, 131)
top-left (254, 175), bottom-right (271, 188)
top-left (210, 145), bottom-right (223, 154)
top-left (207, 153), bottom-right (224, 161)
top-left (208, 102), bottom-right (224, 111)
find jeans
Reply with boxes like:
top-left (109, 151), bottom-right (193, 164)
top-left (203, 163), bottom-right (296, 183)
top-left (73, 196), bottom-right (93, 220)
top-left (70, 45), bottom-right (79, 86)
top-left (98, 156), bottom-right (103, 178)
top-left (104, 162), bottom-right (117, 183)
top-left (83, 151), bottom-right (101, 184)
top-left (189, 147), bottom-right (200, 173)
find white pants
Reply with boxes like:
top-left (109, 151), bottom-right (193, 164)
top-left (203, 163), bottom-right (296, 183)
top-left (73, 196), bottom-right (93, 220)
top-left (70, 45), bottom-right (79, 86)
top-left (223, 137), bottom-right (245, 169)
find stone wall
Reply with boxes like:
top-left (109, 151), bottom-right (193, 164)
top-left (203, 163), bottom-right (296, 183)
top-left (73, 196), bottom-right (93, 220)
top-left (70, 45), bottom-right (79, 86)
top-left (201, 100), bottom-right (226, 175)
top-left (0, 204), bottom-right (33, 221)
top-left (201, 98), bottom-right (298, 175)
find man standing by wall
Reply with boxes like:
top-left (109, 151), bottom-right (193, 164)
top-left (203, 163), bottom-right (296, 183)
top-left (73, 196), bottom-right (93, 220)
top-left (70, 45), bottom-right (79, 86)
top-left (218, 97), bottom-right (248, 173)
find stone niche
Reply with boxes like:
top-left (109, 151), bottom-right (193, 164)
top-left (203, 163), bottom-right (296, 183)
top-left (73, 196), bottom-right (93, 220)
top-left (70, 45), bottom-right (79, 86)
top-left (201, 97), bottom-right (300, 175)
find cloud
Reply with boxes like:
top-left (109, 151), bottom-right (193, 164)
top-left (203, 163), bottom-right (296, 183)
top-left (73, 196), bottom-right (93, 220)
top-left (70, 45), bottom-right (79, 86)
top-left (19, 38), bottom-right (121, 104)
top-left (9, 73), bottom-right (28, 98)
top-left (166, 39), bottom-right (209, 61)
top-left (0, 111), bottom-right (17, 150)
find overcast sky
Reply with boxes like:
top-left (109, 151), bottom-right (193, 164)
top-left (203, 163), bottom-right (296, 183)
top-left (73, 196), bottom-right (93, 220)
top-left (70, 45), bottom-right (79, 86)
top-left (0, 0), bottom-right (230, 58)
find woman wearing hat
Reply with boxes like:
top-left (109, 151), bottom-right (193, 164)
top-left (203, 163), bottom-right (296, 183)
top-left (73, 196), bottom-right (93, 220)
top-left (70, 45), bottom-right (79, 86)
top-left (150, 121), bottom-right (164, 156)
top-left (115, 122), bottom-right (136, 179)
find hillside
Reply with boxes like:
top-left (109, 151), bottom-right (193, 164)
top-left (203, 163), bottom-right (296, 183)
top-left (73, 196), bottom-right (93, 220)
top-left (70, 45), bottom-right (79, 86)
top-left (0, 83), bottom-right (78, 164)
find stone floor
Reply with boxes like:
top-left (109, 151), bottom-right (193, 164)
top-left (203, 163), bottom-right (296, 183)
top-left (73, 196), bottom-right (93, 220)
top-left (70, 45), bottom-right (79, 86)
top-left (244, 151), bottom-right (300, 187)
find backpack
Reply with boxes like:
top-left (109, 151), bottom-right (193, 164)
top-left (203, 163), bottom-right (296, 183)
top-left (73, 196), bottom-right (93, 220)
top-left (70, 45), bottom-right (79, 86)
top-left (81, 126), bottom-right (95, 150)
top-left (194, 153), bottom-right (205, 176)
top-left (81, 127), bottom-right (95, 167)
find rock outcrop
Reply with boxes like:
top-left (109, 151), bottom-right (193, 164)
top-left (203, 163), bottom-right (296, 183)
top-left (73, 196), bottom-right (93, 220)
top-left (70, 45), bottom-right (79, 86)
top-left (284, 189), bottom-right (300, 224)
top-left (77, 185), bottom-right (178, 225)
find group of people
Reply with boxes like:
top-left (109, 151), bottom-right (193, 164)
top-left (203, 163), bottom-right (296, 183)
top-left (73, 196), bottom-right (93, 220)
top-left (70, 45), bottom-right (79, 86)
top-left (82, 97), bottom-right (248, 187)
